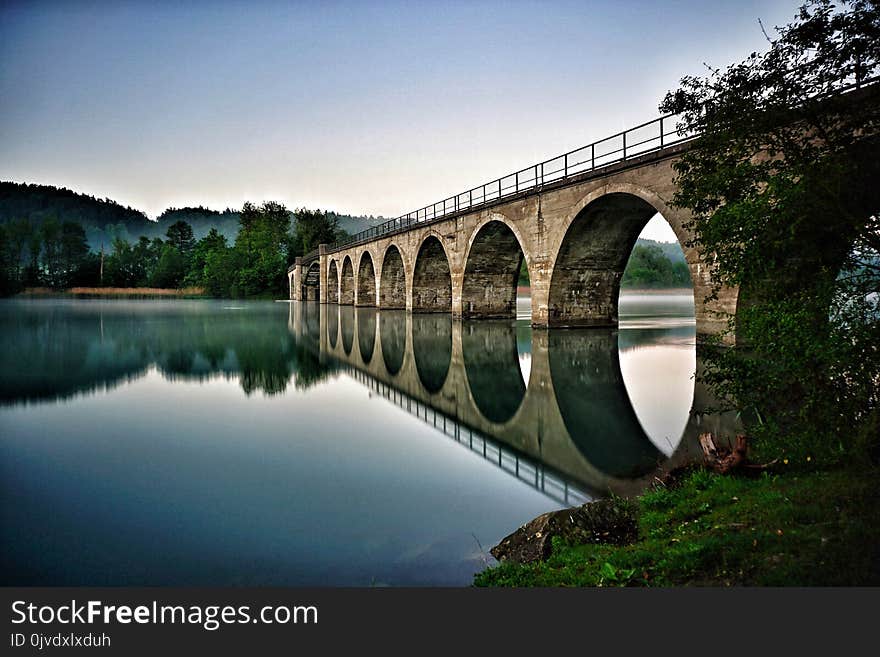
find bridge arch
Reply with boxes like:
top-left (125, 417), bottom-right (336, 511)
top-left (327, 260), bottom-right (340, 304)
top-left (304, 261), bottom-right (320, 301)
top-left (462, 215), bottom-right (529, 319)
top-left (547, 184), bottom-right (698, 327)
top-left (356, 251), bottom-right (377, 307)
top-left (340, 256), bottom-right (355, 305)
top-left (379, 244), bottom-right (406, 309)
top-left (411, 233), bottom-right (452, 312)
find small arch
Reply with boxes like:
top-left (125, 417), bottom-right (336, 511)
top-left (340, 256), bottom-right (355, 305)
top-left (412, 313), bottom-right (452, 393)
top-left (462, 219), bottom-right (527, 318)
top-left (327, 260), bottom-right (339, 304)
top-left (357, 308), bottom-right (377, 364)
top-left (412, 235), bottom-right (452, 312)
top-left (356, 251), bottom-right (376, 306)
top-left (303, 261), bottom-right (321, 302)
top-left (379, 245), bottom-right (406, 308)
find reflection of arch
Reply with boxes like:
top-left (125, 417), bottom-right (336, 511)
top-left (357, 308), bottom-right (377, 364)
top-left (327, 260), bottom-right (339, 304)
top-left (340, 256), bottom-right (355, 305)
top-left (357, 252), bottom-right (376, 307)
top-left (327, 305), bottom-right (339, 348)
top-left (461, 321), bottom-right (526, 424)
top-left (411, 313), bottom-right (452, 393)
top-left (548, 329), bottom-right (664, 478)
top-left (379, 245), bottom-right (406, 308)
top-left (303, 300), bottom-right (321, 346)
top-left (412, 235), bottom-right (451, 312)
top-left (340, 305), bottom-right (355, 355)
top-left (379, 310), bottom-right (406, 375)
top-left (462, 218), bottom-right (527, 318)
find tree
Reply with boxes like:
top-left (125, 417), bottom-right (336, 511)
top-left (232, 202), bottom-right (291, 297)
top-left (291, 208), bottom-right (340, 258)
top-left (659, 0), bottom-right (880, 462)
top-left (165, 220), bottom-right (196, 256)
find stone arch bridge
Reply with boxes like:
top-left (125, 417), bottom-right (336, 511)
top-left (288, 115), bottom-right (737, 339)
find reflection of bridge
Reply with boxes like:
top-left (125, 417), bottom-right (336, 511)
top-left (289, 302), bottom-right (738, 498)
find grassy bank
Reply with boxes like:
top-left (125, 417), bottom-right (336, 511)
top-left (18, 286), bottom-right (208, 298)
top-left (474, 466), bottom-right (880, 586)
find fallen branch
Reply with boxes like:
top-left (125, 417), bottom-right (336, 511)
top-left (698, 433), bottom-right (773, 474)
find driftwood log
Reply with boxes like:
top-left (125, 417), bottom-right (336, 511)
top-left (698, 433), bottom-right (775, 474)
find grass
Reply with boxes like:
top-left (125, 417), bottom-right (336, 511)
top-left (474, 466), bottom-right (880, 586)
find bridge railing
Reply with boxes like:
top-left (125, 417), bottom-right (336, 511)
top-left (330, 112), bottom-right (691, 250)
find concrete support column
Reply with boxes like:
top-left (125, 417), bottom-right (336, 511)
top-left (291, 257), bottom-right (303, 301)
top-left (318, 244), bottom-right (329, 304)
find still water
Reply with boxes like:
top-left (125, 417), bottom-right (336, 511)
top-left (0, 294), bottom-right (718, 586)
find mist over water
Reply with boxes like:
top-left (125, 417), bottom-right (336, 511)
top-left (0, 294), bottom-right (702, 586)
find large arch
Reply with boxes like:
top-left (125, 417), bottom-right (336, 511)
top-left (327, 260), bottom-right (339, 304)
top-left (379, 245), bottom-right (406, 308)
top-left (462, 219), bottom-right (526, 318)
top-left (356, 251), bottom-right (376, 307)
top-left (412, 235), bottom-right (452, 312)
top-left (340, 256), bottom-right (355, 305)
top-left (549, 192), bottom-right (672, 327)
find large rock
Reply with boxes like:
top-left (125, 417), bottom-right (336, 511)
top-left (490, 498), bottom-right (637, 564)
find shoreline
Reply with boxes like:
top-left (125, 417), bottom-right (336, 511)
top-left (16, 286), bottom-right (208, 299)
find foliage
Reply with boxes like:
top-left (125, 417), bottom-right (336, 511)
top-left (659, 0), bottom-right (880, 462)
top-left (290, 208), bottom-right (341, 257)
top-left (622, 244), bottom-right (691, 288)
top-left (475, 467), bottom-right (880, 586)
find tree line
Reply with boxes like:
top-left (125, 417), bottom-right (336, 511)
top-left (0, 202), bottom-right (344, 297)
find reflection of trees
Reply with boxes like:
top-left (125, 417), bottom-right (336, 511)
top-left (0, 301), bottom-right (336, 404)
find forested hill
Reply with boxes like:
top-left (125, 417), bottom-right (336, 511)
top-left (0, 181), bottom-right (387, 249)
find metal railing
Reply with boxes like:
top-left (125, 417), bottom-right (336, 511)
top-left (344, 365), bottom-right (591, 507)
top-left (318, 72), bottom-right (878, 255)
top-left (329, 112), bottom-right (692, 251)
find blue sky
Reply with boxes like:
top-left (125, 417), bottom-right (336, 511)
top-left (1, 0), bottom-right (803, 239)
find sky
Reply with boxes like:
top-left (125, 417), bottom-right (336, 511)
top-left (0, 0), bottom-right (805, 241)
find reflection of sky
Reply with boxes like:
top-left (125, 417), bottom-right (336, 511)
top-left (618, 295), bottom-right (695, 456)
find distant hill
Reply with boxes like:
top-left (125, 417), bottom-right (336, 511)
top-left (0, 181), bottom-right (387, 250)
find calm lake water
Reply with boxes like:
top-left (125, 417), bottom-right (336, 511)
top-left (0, 294), bottom-right (724, 586)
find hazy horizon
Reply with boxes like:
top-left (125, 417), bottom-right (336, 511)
top-left (1, 0), bottom-right (804, 242)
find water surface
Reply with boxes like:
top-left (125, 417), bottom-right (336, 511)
top-left (0, 294), bottom-right (715, 586)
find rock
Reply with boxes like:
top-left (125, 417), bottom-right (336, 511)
top-left (490, 498), bottom-right (638, 564)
